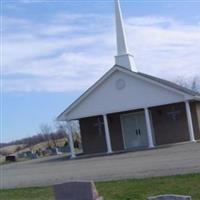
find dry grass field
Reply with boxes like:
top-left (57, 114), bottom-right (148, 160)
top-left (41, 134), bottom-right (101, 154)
top-left (30, 138), bottom-right (67, 151)
top-left (17, 138), bottom-right (68, 154)
top-left (0, 138), bottom-right (68, 164)
top-left (0, 144), bottom-right (25, 155)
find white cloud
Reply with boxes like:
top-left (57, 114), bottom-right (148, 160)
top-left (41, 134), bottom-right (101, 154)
top-left (2, 13), bottom-right (200, 92)
top-left (125, 18), bottom-right (200, 80)
top-left (126, 16), bottom-right (175, 26)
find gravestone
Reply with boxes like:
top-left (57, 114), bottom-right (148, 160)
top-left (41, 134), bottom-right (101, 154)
top-left (53, 181), bottom-right (103, 200)
top-left (60, 145), bottom-right (71, 153)
top-left (17, 152), bottom-right (26, 158)
top-left (5, 155), bottom-right (16, 162)
top-left (51, 147), bottom-right (62, 155)
top-left (25, 151), bottom-right (37, 159)
top-left (147, 194), bottom-right (191, 200)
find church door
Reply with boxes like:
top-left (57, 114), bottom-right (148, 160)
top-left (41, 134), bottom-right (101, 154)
top-left (121, 112), bottom-right (148, 149)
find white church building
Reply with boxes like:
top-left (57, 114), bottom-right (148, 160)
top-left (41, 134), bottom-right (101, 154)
top-left (57, 0), bottom-right (200, 158)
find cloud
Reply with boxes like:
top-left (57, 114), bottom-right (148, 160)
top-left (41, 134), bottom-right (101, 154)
top-left (125, 17), bottom-right (200, 80)
top-left (126, 16), bottom-right (175, 27)
top-left (2, 13), bottom-right (200, 92)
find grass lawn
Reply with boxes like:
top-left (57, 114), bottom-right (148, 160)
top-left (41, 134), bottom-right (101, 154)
top-left (0, 173), bottom-right (200, 200)
top-left (0, 187), bottom-right (53, 200)
top-left (96, 173), bottom-right (200, 200)
top-left (0, 156), bottom-right (5, 165)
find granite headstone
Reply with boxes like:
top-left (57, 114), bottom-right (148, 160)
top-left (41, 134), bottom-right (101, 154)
top-left (53, 181), bottom-right (103, 200)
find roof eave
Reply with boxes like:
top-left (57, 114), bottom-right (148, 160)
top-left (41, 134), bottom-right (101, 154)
top-left (194, 96), bottom-right (200, 101)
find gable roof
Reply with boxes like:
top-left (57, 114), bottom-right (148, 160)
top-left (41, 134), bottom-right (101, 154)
top-left (57, 65), bottom-right (200, 121)
top-left (138, 72), bottom-right (199, 96)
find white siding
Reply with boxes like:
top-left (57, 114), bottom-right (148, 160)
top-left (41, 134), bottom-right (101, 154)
top-left (66, 70), bottom-right (187, 120)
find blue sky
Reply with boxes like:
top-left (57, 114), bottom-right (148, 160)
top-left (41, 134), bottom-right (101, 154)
top-left (1, 0), bottom-right (200, 143)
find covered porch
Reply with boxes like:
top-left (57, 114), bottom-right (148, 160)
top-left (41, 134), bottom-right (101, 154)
top-left (67, 101), bottom-right (197, 158)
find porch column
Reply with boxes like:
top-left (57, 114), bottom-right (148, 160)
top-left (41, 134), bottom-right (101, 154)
top-left (68, 121), bottom-right (76, 158)
top-left (103, 114), bottom-right (113, 153)
top-left (185, 101), bottom-right (196, 142)
top-left (144, 108), bottom-right (154, 148)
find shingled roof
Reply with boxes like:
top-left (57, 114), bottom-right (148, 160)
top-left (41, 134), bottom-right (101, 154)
top-left (115, 65), bottom-right (200, 97)
top-left (139, 73), bottom-right (199, 96)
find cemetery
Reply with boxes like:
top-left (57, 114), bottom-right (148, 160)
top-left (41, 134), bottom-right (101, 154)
top-left (0, 173), bottom-right (199, 200)
top-left (1, 0), bottom-right (200, 199)
top-left (0, 136), bottom-right (81, 165)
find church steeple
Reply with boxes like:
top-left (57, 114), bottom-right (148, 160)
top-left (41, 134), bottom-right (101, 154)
top-left (114, 0), bottom-right (137, 72)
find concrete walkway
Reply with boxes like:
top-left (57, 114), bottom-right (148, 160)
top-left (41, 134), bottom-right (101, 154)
top-left (1, 142), bottom-right (200, 189)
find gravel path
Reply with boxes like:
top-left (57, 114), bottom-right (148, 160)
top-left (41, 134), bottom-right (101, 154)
top-left (1, 142), bottom-right (200, 189)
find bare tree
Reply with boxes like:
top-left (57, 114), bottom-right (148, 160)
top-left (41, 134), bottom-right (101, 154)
top-left (55, 124), bottom-right (67, 138)
top-left (39, 124), bottom-right (52, 148)
top-left (55, 121), bottom-right (81, 146)
top-left (50, 133), bottom-right (57, 147)
top-left (191, 76), bottom-right (200, 92)
top-left (70, 121), bottom-right (80, 136)
top-left (26, 136), bottom-right (33, 150)
top-left (2, 122), bottom-right (80, 150)
top-left (175, 76), bottom-right (200, 93)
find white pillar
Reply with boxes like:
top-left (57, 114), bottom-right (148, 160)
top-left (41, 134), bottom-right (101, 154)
top-left (144, 108), bottom-right (154, 148)
top-left (103, 115), bottom-right (113, 153)
top-left (68, 122), bottom-right (76, 158)
top-left (185, 101), bottom-right (196, 142)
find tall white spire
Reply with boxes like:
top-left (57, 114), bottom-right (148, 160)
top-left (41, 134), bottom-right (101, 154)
top-left (114, 0), bottom-right (137, 72)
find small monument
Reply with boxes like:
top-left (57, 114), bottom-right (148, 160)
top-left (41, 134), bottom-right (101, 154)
top-left (5, 155), bottom-right (16, 162)
top-left (51, 147), bottom-right (62, 155)
top-left (53, 181), bottom-right (103, 200)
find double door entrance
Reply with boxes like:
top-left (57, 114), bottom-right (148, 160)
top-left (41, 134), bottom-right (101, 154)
top-left (121, 112), bottom-right (149, 149)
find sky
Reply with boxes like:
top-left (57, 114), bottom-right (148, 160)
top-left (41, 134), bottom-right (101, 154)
top-left (1, 0), bottom-right (200, 143)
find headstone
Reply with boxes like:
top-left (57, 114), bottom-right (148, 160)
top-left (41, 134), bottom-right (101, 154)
top-left (25, 151), bottom-right (37, 159)
top-left (17, 152), bottom-right (26, 158)
top-left (5, 155), bottom-right (16, 162)
top-left (26, 151), bottom-right (33, 158)
top-left (147, 194), bottom-right (192, 200)
top-left (18, 151), bottom-right (37, 159)
top-left (53, 181), bottom-right (103, 200)
top-left (60, 145), bottom-right (71, 153)
top-left (51, 147), bottom-right (62, 155)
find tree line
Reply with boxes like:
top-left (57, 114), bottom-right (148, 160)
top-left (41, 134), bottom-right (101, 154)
top-left (175, 76), bottom-right (200, 93)
top-left (0, 121), bottom-right (80, 151)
